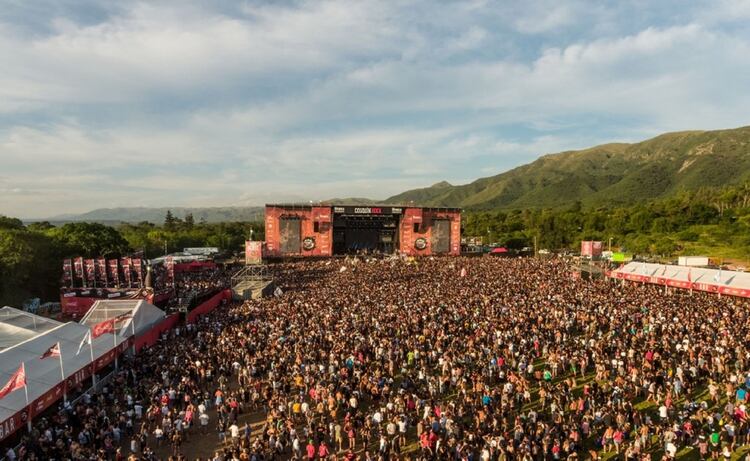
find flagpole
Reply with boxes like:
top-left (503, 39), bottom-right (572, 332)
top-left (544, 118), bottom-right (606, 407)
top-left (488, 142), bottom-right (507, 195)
top-left (58, 343), bottom-right (67, 404)
top-left (22, 363), bottom-right (31, 432)
top-left (89, 330), bottom-right (97, 387)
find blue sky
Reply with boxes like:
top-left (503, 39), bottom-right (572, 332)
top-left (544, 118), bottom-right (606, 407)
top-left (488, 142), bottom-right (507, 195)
top-left (1, 0), bottom-right (749, 218)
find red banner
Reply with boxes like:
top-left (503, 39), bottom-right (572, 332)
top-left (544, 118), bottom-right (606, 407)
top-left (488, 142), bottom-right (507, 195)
top-left (74, 257), bottom-right (84, 286)
top-left (96, 258), bottom-right (107, 287)
top-left (165, 256), bottom-right (175, 287)
top-left (62, 259), bottom-right (73, 286)
top-left (84, 259), bottom-right (96, 288)
top-left (245, 241), bottom-right (262, 265)
top-left (121, 257), bottom-right (131, 288)
top-left (107, 259), bottom-right (120, 287)
top-left (132, 258), bottom-right (143, 286)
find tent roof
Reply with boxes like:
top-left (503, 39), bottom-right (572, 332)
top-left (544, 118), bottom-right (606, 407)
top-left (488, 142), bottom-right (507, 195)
top-left (610, 262), bottom-right (750, 297)
top-left (0, 307), bottom-right (63, 351)
top-left (81, 299), bottom-right (165, 336)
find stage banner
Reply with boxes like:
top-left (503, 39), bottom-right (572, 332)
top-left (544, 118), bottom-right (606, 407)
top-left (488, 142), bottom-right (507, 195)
top-left (165, 256), bottom-right (175, 287)
top-left (62, 259), bottom-right (73, 287)
top-left (245, 241), bottom-right (262, 265)
top-left (132, 258), bottom-right (143, 286)
top-left (581, 241), bottom-right (593, 257)
top-left (96, 258), bottom-right (108, 287)
top-left (74, 257), bottom-right (84, 287)
top-left (107, 259), bottom-right (120, 287)
top-left (121, 257), bottom-right (132, 288)
top-left (592, 241), bottom-right (603, 257)
top-left (84, 259), bottom-right (96, 287)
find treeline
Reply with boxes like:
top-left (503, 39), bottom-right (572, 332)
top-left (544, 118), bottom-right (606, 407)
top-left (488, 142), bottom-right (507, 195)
top-left (0, 213), bottom-right (263, 306)
top-left (463, 183), bottom-right (750, 259)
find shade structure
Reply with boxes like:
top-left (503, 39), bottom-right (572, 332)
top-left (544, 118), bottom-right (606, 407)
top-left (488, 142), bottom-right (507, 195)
top-left (609, 262), bottom-right (750, 298)
top-left (80, 299), bottom-right (166, 337)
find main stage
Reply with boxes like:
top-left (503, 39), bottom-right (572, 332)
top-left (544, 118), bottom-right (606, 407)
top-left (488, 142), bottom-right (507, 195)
top-left (264, 204), bottom-right (461, 257)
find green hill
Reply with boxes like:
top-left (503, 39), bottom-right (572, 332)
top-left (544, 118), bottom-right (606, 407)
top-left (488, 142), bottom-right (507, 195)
top-left (386, 126), bottom-right (750, 209)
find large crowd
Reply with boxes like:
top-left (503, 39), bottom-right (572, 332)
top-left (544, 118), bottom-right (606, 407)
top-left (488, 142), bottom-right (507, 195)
top-left (5, 256), bottom-right (750, 461)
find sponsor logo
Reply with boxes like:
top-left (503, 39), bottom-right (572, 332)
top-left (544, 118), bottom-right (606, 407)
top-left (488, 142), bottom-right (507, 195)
top-left (392, 208), bottom-right (402, 214)
top-left (0, 416), bottom-right (17, 439)
top-left (63, 292), bottom-right (77, 298)
top-left (334, 207), bottom-right (345, 213)
top-left (302, 237), bottom-right (316, 251)
top-left (415, 238), bottom-right (427, 250)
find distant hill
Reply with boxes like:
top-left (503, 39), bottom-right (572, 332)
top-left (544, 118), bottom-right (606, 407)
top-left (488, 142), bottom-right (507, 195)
top-left (47, 206), bottom-right (264, 224)
top-left (385, 126), bottom-right (750, 209)
top-left (37, 126), bottom-right (750, 223)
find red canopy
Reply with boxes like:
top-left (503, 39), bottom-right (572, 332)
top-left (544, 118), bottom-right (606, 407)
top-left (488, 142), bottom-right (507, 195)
top-left (490, 247), bottom-right (508, 254)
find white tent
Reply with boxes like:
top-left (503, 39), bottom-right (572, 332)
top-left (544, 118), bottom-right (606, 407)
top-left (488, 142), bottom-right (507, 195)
top-left (610, 262), bottom-right (750, 298)
top-left (0, 302), bottom-right (164, 443)
top-left (80, 299), bottom-right (165, 337)
top-left (0, 307), bottom-right (62, 351)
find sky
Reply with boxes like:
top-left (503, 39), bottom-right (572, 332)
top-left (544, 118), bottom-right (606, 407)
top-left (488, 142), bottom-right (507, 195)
top-left (1, 0), bottom-right (750, 218)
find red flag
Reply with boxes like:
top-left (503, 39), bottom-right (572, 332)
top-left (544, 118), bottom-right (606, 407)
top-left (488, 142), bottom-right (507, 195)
top-left (40, 342), bottom-right (61, 359)
top-left (92, 318), bottom-right (116, 338)
top-left (0, 364), bottom-right (26, 400)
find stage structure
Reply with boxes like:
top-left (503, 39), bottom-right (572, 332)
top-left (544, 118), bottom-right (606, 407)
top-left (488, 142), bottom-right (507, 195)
top-left (265, 204), bottom-right (462, 257)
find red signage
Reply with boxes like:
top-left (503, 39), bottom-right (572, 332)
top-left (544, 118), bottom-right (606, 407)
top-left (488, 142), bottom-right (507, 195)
top-left (245, 241), bottom-right (263, 265)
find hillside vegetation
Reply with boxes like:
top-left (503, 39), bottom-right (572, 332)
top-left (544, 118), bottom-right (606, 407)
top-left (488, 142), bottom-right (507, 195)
top-left (387, 126), bottom-right (750, 209)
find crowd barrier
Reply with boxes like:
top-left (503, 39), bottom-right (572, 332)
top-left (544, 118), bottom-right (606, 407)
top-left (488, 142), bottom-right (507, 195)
top-left (134, 313), bottom-right (180, 352)
top-left (186, 289), bottom-right (232, 323)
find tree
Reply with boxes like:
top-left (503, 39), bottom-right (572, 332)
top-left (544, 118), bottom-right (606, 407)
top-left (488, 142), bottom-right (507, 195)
top-left (184, 213), bottom-right (195, 228)
top-left (48, 222), bottom-right (130, 258)
top-left (164, 210), bottom-right (178, 231)
top-left (0, 216), bottom-right (23, 230)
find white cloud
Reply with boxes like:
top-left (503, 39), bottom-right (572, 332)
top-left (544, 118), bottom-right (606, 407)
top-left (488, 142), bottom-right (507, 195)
top-left (1, 1), bottom-right (750, 218)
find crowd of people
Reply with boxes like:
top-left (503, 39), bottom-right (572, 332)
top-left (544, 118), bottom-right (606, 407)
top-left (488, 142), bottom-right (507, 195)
top-left (170, 266), bottom-right (238, 310)
top-left (5, 256), bottom-right (750, 461)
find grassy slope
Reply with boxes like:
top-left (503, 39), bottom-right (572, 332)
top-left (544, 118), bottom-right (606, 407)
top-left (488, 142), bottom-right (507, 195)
top-left (386, 126), bottom-right (750, 210)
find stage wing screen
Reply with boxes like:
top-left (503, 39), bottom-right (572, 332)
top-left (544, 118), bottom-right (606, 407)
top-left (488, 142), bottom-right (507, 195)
top-left (279, 217), bottom-right (302, 254)
top-left (432, 219), bottom-right (451, 254)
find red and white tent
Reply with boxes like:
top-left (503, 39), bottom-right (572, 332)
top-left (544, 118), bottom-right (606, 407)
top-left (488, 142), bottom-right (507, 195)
top-left (608, 262), bottom-right (750, 298)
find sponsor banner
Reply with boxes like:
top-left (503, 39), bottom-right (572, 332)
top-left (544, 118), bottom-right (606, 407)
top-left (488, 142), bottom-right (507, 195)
top-left (121, 257), bottom-right (131, 288)
top-left (74, 257), bottom-right (84, 285)
top-left (132, 258), bottom-right (143, 285)
top-left (30, 382), bottom-right (65, 418)
top-left (245, 241), bottom-right (263, 264)
top-left (0, 410), bottom-right (26, 443)
top-left (333, 206), bottom-right (403, 215)
top-left (84, 259), bottom-right (96, 287)
top-left (96, 258), bottom-right (108, 287)
top-left (165, 256), bottom-right (175, 287)
top-left (183, 247), bottom-right (219, 255)
top-left (107, 259), bottom-right (120, 287)
top-left (62, 259), bottom-right (73, 286)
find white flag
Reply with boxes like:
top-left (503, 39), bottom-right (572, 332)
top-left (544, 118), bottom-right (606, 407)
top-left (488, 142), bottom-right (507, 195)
top-left (76, 330), bottom-right (91, 355)
top-left (714, 268), bottom-right (722, 283)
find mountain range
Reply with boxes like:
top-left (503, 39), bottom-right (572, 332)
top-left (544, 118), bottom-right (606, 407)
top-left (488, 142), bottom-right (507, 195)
top-left (40, 126), bottom-right (750, 223)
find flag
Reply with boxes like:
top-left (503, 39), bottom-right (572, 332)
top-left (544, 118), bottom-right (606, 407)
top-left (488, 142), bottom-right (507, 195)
top-left (0, 364), bottom-right (26, 400)
top-left (40, 342), bottom-right (61, 359)
top-left (92, 318), bottom-right (116, 338)
top-left (714, 268), bottom-right (722, 283)
top-left (662, 265), bottom-right (667, 276)
top-left (76, 330), bottom-right (91, 355)
top-left (687, 268), bottom-right (692, 284)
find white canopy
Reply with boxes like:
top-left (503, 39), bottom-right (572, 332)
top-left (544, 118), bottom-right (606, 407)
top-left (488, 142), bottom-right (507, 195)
top-left (610, 262), bottom-right (750, 297)
top-left (80, 299), bottom-right (165, 337)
